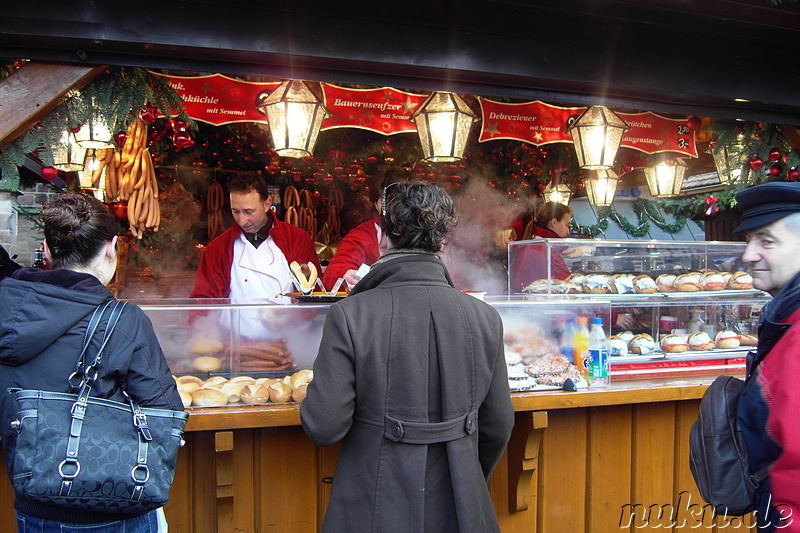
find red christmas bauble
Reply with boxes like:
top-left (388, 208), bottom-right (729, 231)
top-left (769, 163), bottom-right (783, 176)
top-left (41, 166), bottom-right (58, 181)
top-left (172, 133), bottom-right (194, 150)
top-left (788, 168), bottom-right (800, 181)
top-left (109, 201), bottom-right (128, 221)
top-left (687, 116), bottom-right (703, 131)
top-left (749, 156), bottom-right (764, 171)
top-left (769, 147), bottom-right (782, 162)
top-left (138, 106), bottom-right (157, 123)
top-left (69, 125), bottom-right (82, 134)
top-left (114, 131), bottom-right (127, 149)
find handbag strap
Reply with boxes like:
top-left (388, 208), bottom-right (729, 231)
top-left (60, 301), bottom-right (141, 498)
top-left (67, 300), bottom-right (114, 391)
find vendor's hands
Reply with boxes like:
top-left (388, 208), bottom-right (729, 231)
top-left (614, 313), bottom-right (635, 330)
top-left (343, 269), bottom-right (360, 288)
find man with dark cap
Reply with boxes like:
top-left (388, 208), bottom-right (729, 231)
top-left (734, 181), bottom-right (800, 531)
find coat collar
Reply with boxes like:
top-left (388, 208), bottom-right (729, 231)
top-left (349, 250), bottom-right (454, 296)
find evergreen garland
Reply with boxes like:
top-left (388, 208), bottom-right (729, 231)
top-left (0, 66), bottom-right (192, 191)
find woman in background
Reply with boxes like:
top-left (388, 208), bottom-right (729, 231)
top-left (511, 201), bottom-right (573, 292)
top-left (0, 192), bottom-right (181, 533)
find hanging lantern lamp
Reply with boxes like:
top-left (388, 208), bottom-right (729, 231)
top-left (255, 80), bottom-right (330, 158)
top-left (541, 183), bottom-right (572, 206)
top-left (584, 169), bottom-right (620, 206)
top-left (410, 92), bottom-right (478, 162)
top-left (53, 131), bottom-right (88, 171)
top-left (567, 106), bottom-right (629, 170)
top-left (644, 158), bottom-right (688, 197)
top-left (72, 98), bottom-right (115, 149)
top-left (710, 143), bottom-right (746, 185)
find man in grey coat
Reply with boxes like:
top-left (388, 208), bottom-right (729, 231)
top-left (301, 182), bottom-right (514, 532)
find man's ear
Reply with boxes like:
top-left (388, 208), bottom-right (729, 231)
top-left (42, 240), bottom-right (53, 262)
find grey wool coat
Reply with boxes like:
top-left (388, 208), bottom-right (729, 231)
top-left (301, 250), bottom-right (514, 533)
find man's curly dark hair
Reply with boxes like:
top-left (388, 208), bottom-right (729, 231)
top-left (381, 182), bottom-right (456, 252)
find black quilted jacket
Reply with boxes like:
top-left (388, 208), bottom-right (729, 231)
top-left (0, 267), bottom-right (182, 523)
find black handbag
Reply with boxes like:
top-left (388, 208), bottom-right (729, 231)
top-left (8, 300), bottom-right (189, 514)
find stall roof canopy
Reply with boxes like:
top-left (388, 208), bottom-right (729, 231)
top-left (2, 1), bottom-right (800, 125)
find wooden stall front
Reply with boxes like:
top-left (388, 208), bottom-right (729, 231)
top-left (2, 374), bottom-right (756, 532)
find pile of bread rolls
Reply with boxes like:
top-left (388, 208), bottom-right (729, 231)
top-left (524, 270), bottom-right (755, 295)
top-left (174, 369), bottom-right (314, 408)
top-left (608, 330), bottom-right (757, 355)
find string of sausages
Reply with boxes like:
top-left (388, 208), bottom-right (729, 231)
top-left (283, 185), bottom-right (317, 238)
top-left (206, 182), bottom-right (225, 240)
top-left (101, 118), bottom-right (160, 239)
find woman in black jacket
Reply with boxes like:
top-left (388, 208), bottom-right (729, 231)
top-left (0, 193), bottom-right (182, 532)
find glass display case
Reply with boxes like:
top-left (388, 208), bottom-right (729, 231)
top-left (131, 296), bottom-right (612, 406)
top-left (507, 238), bottom-right (771, 378)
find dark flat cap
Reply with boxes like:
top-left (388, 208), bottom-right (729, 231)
top-left (734, 181), bottom-right (800, 233)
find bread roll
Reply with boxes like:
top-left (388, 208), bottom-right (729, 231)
top-left (655, 273), bottom-right (676, 292)
top-left (609, 336), bottom-right (629, 356)
top-left (522, 279), bottom-right (551, 294)
top-left (740, 333), bottom-right (758, 346)
top-left (191, 338), bottom-right (224, 355)
top-left (660, 334), bottom-right (689, 353)
top-left (290, 369), bottom-right (314, 389)
top-left (715, 330), bottom-right (741, 349)
top-left (688, 331), bottom-right (715, 351)
top-left (177, 381), bottom-right (201, 394)
top-left (629, 334), bottom-right (657, 355)
top-left (178, 389), bottom-right (192, 409)
top-left (229, 376), bottom-right (257, 385)
top-left (191, 387), bottom-right (229, 407)
top-left (727, 271), bottom-right (753, 290)
top-left (633, 274), bottom-right (658, 294)
top-left (241, 384), bottom-right (270, 404)
top-left (192, 355), bottom-right (222, 372)
top-left (221, 381), bottom-right (247, 403)
top-left (609, 274), bottom-right (635, 294)
top-left (292, 383), bottom-right (308, 402)
top-left (700, 271), bottom-right (726, 291)
top-left (269, 382), bottom-right (293, 403)
top-left (566, 273), bottom-right (585, 285)
top-left (617, 330), bottom-right (635, 343)
top-left (177, 375), bottom-right (204, 387)
top-left (582, 274), bottom-right (610, 294)
top-left (675, 272), bottom-right (702, 292)
top-left (203, 376), bottom-right (228, 387)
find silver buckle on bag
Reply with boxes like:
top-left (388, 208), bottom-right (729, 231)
top-left (58, 458), bottom-right (81, 479)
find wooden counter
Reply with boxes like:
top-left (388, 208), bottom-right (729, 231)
top-left (2, 374), bottom-right (755, 532)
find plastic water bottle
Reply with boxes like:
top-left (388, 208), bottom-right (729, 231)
top-left (561, 316), bottom-right (575, 364)
top-left (588, 317), bottom-right (610, 386)
top-left (574, 316), bottom-right (590, 376)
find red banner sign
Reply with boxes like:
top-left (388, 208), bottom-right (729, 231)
top-left (478, 99), bottom-right (581, 145)
top-left (150, 72), bottom-right (279, 125)
top-left (617, 111), bottom-right (697, 157)
top-left (321, 84), bottom-right (426, 135)
top-left (478, 99), bottom-right (697, 157)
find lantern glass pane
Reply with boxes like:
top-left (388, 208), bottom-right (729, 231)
top-left (261, 80), bottom-right (328, 158)
top-left (53, 132), bottom-right (88, 171)
top-left (73, 118), bottom-right (114, 149)
top-left (585, 171), bottom-right (619, 206)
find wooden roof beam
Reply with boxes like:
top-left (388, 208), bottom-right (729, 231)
top-left (0, 61), bottom-right (107, 150)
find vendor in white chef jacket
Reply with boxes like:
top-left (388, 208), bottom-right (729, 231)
top-left (191, 175), bottom-right (321, 336)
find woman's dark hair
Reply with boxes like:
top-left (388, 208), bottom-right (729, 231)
top-left (42, 193), bottom-right (118, 269)
top-left (381, 182), bottom-right (456, 252)
top-left (229, 174), bottom-right (269, 201)
top-left (535, 201), bottom-right (573, 228)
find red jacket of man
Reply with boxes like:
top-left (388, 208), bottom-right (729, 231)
top-left (322, 215), bottom-right (381, 289)
top-left (191, 211), bottom-right (321, 299)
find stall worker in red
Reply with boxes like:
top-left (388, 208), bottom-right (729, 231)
top-left (322, 176), bottom-right (396, 290)
top-left (510, 201), bottom-right (572, 292)
top-left (191, 174), bottom-right (321, 302)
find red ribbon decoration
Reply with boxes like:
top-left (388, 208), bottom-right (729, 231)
top-left (705, 195), bottom-right (720, 216)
